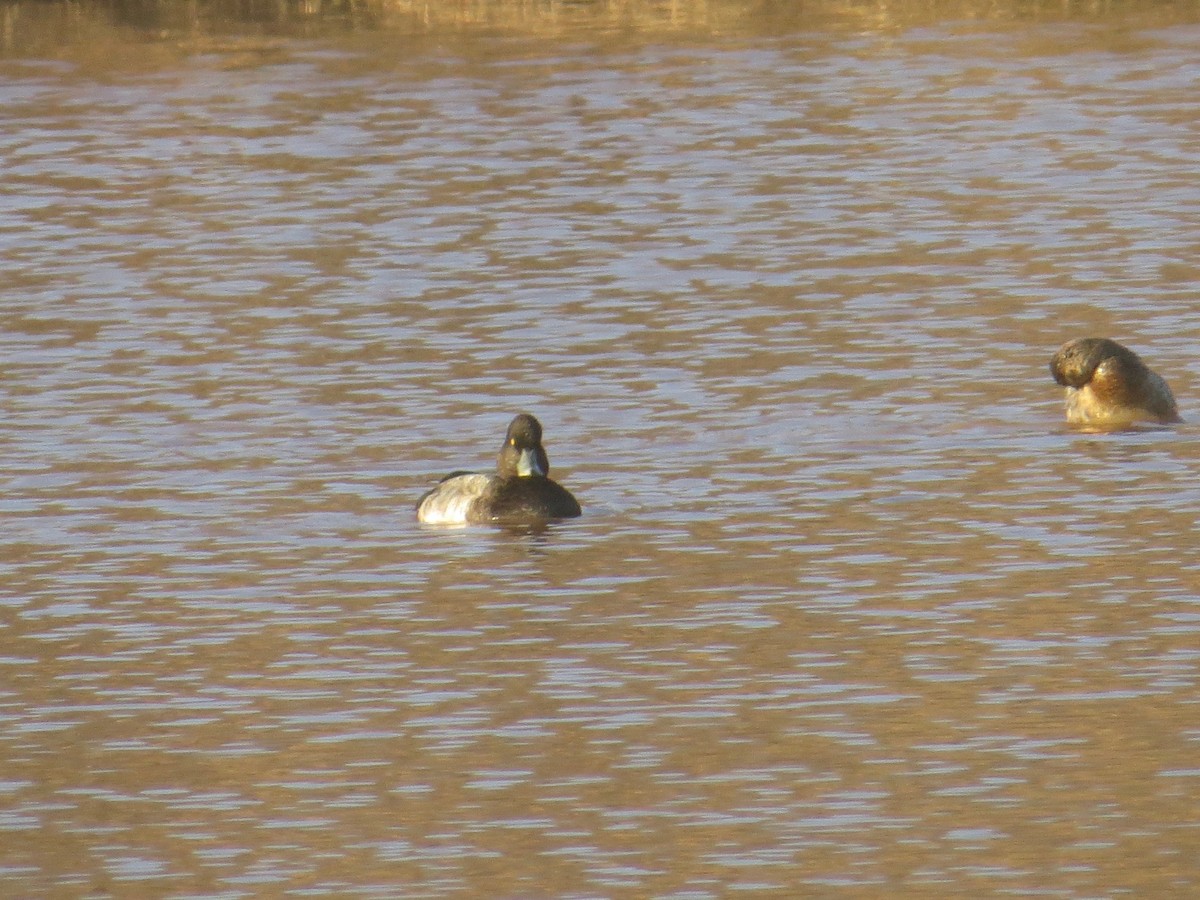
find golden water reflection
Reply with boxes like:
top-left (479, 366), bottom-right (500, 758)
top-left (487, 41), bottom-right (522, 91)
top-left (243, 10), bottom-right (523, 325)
top-left (2, 0), bottom-right (1199, 896)
top-left (2, 0), bottom-right (1198, 60)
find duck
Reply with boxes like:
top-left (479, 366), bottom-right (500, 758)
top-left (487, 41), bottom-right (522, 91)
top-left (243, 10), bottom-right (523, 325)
top-left (417, 413), bottom-right (582, 525)
top-left (1050, 337), bottom-right (1180, 427)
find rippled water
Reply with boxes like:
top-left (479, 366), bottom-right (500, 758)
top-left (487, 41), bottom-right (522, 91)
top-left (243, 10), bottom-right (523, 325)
top-left (2, 4), bottom-right (1200, 896)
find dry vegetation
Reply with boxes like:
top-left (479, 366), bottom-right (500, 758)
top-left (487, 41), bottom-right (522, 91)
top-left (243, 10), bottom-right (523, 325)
top-left (2, 0), bottom-right (1191, 56)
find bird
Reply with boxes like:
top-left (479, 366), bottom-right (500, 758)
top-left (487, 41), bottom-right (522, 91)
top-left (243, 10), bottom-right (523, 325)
top-left (417, 413), bottom-right (582, 525)
top-left (1049, 337), bottom-right (1180, 427)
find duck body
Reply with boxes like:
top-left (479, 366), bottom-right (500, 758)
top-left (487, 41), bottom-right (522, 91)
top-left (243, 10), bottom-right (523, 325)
top-left (417, 414), bottom-right (581, 526)
top-left (417, 471), bottom-right (581, 525)
top-left (1050, 337), bottom-right (1180, 427)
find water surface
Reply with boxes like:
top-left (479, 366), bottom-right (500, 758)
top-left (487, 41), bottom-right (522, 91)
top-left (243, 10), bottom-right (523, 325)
top-left (2, 3), bottom-right (1199, 896)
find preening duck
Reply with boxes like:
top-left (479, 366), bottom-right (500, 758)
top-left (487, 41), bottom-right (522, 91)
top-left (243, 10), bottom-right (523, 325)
top-left (1050, 337), bottom-right (1180, 427)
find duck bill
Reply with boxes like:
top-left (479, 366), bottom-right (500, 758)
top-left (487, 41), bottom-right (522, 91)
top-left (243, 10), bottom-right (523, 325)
top-left (516, 447), bottom-right (546, 477)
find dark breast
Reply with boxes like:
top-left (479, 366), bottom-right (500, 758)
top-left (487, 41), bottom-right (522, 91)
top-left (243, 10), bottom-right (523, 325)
top-left (486, 476), bottom-right (581, 521)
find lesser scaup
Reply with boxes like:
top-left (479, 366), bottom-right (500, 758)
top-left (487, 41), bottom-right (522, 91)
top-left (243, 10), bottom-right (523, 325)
top-left (417, 413), bottom-right (582, 525)
top-left (1050, 337), bottom-right (1180, 427)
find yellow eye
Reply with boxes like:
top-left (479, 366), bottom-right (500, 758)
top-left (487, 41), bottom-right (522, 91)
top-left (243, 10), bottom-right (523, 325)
top-left (509, 438), bottom-right (517, 446)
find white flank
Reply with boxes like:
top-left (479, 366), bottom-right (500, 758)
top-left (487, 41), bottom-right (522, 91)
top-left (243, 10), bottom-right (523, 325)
top-left (417, 474), bottom-right (492, 525)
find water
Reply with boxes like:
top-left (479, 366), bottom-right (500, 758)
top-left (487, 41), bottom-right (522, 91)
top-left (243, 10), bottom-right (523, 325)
top-left (2, 3), bottom-right (1199, 895)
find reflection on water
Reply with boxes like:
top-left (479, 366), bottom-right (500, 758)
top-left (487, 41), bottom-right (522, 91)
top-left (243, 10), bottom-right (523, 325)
top-left (2, 0), bottom-right (1200, 896)
top-left (2, 0), bottom-right (1197, 59)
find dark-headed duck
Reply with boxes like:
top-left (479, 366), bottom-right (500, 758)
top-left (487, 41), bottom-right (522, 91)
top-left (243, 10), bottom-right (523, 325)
top-left (1050, 337), bottom-right (1180, 427)
top-left (417, 413), bottom-right (582, 525)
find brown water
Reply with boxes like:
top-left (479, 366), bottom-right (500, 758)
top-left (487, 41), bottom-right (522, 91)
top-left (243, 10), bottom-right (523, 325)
top-left (2, 2), bottom-right (1200, 896)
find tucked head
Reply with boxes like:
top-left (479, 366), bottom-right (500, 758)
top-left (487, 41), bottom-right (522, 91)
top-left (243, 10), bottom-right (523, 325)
top-left (1049, 337), bottom-right (1140, 389)
top-left (1049, 336), bottom-right (1180, 427)
top-left (498, 413), bottom-right (551, 479)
